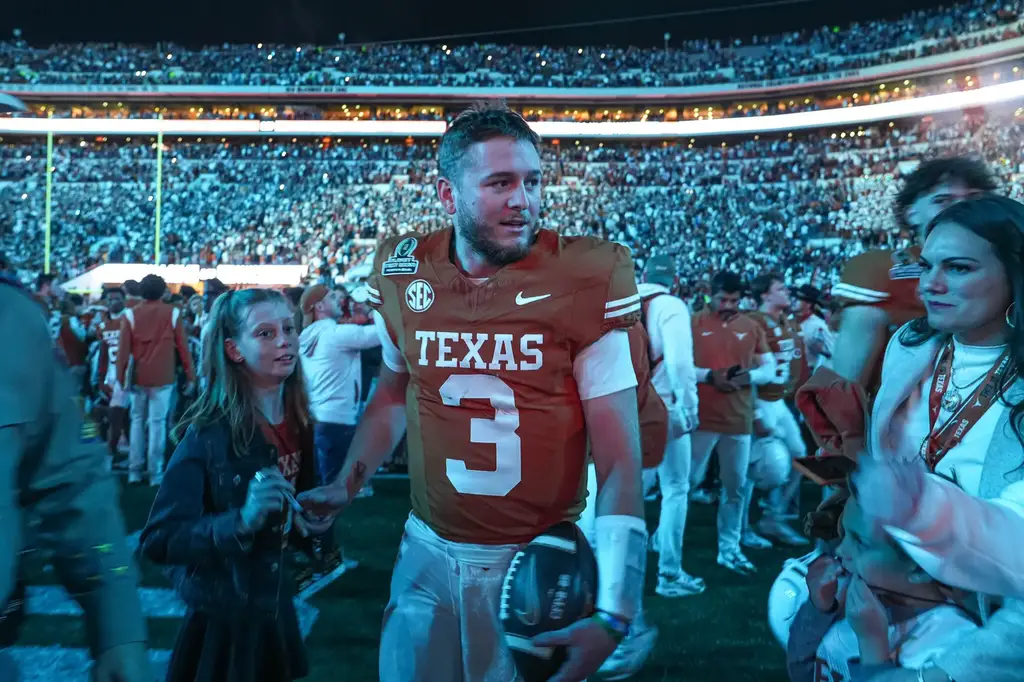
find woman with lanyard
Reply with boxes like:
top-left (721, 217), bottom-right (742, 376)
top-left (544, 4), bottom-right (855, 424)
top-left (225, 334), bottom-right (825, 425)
top-left (852, 193), bottom-right (1024, 682)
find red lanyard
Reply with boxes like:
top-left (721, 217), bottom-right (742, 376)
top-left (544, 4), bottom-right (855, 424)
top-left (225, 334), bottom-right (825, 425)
top-left (920, 341), bottom-right (1016, 470)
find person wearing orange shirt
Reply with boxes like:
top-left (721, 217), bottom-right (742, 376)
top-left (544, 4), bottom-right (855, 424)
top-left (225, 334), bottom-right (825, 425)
top-left (691, 271), bottom-right (785, 576)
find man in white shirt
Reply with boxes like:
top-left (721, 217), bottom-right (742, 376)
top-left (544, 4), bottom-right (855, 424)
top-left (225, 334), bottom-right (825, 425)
top-left (793, 285), bottom-right (833, 373)
top-left (299, 284), bottom-right (381, 557)
top-left (637, 255), bottom-right (705, 597)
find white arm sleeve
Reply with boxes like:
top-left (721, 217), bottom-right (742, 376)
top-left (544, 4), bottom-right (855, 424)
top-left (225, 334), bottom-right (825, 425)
top-left (372, 311), bottom-right (407, 374)
top-left (70, 316), bottom-right (87, 342)
top-left (886, 476), bottom-right (1024, 598)
top-left (574, 329), bottom-right (637, 401)
top-left (661, 304), bottom-right (697, 411)
top-left (332, 322), bottom-right (384, 351)
top-left (747, 352), bottom-right (779, 385)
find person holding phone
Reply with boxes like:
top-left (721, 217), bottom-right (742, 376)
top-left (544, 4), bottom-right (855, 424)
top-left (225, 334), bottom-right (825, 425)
top-left (690, 271), bottom-right (786, 577)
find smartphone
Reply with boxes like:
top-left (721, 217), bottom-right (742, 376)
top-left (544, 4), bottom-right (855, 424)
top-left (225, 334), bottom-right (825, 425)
top-left (793, 455), bottom-right (856, 486)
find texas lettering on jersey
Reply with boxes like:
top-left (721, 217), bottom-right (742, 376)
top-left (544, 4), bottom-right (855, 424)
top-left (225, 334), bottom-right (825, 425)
top-left (367, 228), bottom-right (641, 545)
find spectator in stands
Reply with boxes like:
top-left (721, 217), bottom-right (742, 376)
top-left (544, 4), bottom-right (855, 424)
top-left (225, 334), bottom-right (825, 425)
top-left (298, 285), bottom-right (381, 560)
top-left (116, 274), bottom-right (196, 485)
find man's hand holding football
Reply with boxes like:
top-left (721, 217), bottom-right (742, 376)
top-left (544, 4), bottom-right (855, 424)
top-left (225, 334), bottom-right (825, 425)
top-left (531, 617), bottom-right (619, 682)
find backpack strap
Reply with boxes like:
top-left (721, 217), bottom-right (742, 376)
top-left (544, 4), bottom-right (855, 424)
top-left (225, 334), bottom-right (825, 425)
top-left (640, 293), bottom-right (668, 372)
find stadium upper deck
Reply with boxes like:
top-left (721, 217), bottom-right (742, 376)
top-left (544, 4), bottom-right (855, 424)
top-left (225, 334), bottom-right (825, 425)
top-left (1, 0), bottom-right (1022, 102)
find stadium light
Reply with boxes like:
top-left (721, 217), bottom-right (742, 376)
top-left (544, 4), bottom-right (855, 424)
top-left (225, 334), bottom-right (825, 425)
top-left (2, 79), bottom-right (1024, 138)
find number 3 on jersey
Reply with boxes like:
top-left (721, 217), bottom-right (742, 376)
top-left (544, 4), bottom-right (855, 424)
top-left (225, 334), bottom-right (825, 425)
top-left (439, 374), bottom-right (522, 497)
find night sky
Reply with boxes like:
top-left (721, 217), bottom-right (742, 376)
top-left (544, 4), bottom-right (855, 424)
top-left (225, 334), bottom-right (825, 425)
top-left (0, 0), bottom-right (949, 48)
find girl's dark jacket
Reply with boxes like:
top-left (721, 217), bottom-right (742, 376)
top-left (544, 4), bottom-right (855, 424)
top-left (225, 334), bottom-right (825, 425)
top-left (139, 416), bottom-right (315, 616)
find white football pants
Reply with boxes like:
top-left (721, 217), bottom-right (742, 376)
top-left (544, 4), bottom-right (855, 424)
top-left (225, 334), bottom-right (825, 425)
top-left (380, 513), bottom-right (522, 682)
top-left (756, 399), bottom-right (807, 521)
top-left (689, 431), bottom-right (752, 554)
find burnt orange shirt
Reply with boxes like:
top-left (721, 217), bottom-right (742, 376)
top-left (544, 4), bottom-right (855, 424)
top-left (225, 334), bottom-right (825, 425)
top-left (692, 310), bottom-right (770, 435)
top-left (368, 228), bottom-right (641, 544)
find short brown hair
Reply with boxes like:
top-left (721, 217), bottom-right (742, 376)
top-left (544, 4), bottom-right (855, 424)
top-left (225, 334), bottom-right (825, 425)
top-left (437, 101), bottom-right (541, 184)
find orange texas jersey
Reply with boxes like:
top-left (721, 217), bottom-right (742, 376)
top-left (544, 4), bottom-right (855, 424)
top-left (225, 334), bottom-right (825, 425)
top-left (747, 311), bottom-right (806, 402)
top-left (367, 228), bottom-right (641, 545)
top-left (96, 313), bottom-right (124, 385)
top-left (692, 310), bottom-right (771, 436)
top-left (830, 247), bottom-right (925, 395)
top-left (831, 247), bottom-right (924, 330)
top-left (629, 322), bottom-right (668, 470)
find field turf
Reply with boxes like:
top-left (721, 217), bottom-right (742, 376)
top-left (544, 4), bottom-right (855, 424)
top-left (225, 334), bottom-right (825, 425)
top-left (14, 477), bottom-right (799, 682)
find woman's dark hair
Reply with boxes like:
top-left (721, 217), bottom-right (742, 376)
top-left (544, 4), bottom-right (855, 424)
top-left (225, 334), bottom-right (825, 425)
top-left (899, 193), bottom-right (1024, 447)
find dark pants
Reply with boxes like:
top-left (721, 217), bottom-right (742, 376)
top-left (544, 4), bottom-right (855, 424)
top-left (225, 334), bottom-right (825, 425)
top-left (313, 422), bottom-right (356, 557)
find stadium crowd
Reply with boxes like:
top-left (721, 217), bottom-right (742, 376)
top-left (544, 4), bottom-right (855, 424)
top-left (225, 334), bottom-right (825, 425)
top-left (0, 0), bottom-right (1020, 88)
top-left (2, 110), bottom-right (1023, 294)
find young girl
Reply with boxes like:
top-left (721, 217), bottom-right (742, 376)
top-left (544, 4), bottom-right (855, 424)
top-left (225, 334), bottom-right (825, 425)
top-left (788, 483), bottom-right (979, 682)
top-left (140, 288), bottom-right (331, 682)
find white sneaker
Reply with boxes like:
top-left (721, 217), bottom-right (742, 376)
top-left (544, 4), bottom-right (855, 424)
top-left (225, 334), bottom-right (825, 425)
top-left (655, 571), bottom-right (706, 597)
top-left (757, 518), bottom-right (810, 547)
top-left (127, 471), bottom-right (143, 485)
top-left (741, 530), bottom-right (773, 549)
top-left (597, 622), bottom-right (658, 680)
top-left (717, 549), bottom-right (756, 574)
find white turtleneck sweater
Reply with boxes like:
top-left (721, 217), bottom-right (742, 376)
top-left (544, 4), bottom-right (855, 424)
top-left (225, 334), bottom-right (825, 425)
top-left (898, 339), bottom-right (1009, 495)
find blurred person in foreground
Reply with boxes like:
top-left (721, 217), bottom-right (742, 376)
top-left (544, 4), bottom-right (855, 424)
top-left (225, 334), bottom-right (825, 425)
top-left (141, 289), bottom-right (330, 682)
top-left (787, 485), bottom-right (979, 682)
top-left (117, 274), bottom-right (196, 485)
top-left (811, 193), bottom-right (1024, 682)
top-left (298, 284), bottom-right (381, 563)
top-left (830, 157), bottom-right (996, 398)
top-left (299, 102), bottom-right (647, 682)
top-left (0, 272), bottom-right (150, 681)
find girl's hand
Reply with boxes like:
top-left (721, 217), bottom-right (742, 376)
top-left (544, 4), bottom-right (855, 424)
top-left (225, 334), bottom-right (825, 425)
top-left (294, 512), bottom-right (334, 538)
top-left (845, 574), bottom-right (891, 664)
top-left (239, 468), bottom-right (294, 534)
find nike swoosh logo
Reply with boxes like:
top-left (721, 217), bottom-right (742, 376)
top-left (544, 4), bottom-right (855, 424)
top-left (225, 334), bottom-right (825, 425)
top-left (702, 331), bottom-right (714, 336)
top-left (513, 554), bottom-right (543, 627)
top-left (516, 292), bottom-right (551, 306)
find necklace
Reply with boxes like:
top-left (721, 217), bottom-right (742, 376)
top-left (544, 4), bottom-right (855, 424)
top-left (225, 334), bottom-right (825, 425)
top-left (941, 368), bottom-right (986, 412)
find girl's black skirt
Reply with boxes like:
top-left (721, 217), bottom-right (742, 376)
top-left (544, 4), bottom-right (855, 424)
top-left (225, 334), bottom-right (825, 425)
top-left (164, 589), bottom-right (308, 682)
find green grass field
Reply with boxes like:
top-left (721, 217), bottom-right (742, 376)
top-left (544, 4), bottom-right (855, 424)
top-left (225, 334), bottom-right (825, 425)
top-left (15, 477), bottom-right (798, 682)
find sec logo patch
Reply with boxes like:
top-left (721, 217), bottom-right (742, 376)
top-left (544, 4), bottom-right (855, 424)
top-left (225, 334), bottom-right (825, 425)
top-left (405, 279), bottom-right (435, 313)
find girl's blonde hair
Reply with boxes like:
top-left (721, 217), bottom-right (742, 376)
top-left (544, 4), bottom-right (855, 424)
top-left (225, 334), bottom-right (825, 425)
top-left (174, 288), bottom-right (310, 457)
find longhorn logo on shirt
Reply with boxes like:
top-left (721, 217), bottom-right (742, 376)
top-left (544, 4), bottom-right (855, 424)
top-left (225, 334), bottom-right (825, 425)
top-left (734, 332), bottom-right (748, 341)
top-left (405, 279), bottom-right (435, 313)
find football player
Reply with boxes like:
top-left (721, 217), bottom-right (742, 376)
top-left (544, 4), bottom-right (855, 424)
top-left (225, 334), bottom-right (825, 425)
top-left (690, 271), bottom-right (783, 575)
top-left (300, 103), bottom-right (648, 682)
top-left (830, 157), bottom-right (996, 396)
top-left (746, 272), bottom-right (808, 547)
top-left (95, 286), bottom-right (129, 463)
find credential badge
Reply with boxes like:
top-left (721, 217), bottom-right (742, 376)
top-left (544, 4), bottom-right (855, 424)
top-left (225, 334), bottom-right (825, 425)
top-left (381, 237), bottom-right (420, 277)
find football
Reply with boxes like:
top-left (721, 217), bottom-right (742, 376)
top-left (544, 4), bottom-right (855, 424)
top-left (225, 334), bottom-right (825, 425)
top-left (499, 521), bottom-right (598, 682)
